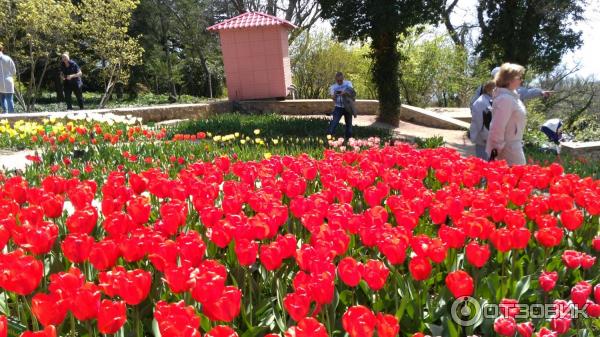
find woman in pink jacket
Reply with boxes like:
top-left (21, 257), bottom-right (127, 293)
top-left (486, 63), bottom-right (528, 165)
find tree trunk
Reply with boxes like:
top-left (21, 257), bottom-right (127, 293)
top-left (159, 10), bottom-right (177, 100)
top-left (371, 32), bottom-right (401, 126)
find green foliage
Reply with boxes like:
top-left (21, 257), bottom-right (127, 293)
top-left (415, 135), bottom-right (445, 149)
top-left (398, 26), bottom-right (491, 107)
top-left (167, 113), bottom-right (393, 141)
top-left (318, 0), bottom-right (444, 125)
top-left (290, 30), bottom-right (376, 99)
top-left (476, 0), bottom-right (585, 72)
top-left (78, 0), bottom-right (144, 107)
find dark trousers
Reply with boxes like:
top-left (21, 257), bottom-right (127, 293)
top-left (64, 82), bottom-right (84, 110)
top-left (327, 106), bottom-right (352, 139)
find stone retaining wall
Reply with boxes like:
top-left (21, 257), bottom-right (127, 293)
top-left (560, 141), bottom-right (600, 162)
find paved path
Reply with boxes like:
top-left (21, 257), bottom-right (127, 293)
top-left (285, 115), bottom-right (475, 158)
top-left (0, 149), bottom-right (37, 172)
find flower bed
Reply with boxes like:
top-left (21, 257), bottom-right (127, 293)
top-left (0, 114), bottom-right (599, 337)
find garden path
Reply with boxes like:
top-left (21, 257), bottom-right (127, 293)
top-left (285, 115), bottom-right (475, 157)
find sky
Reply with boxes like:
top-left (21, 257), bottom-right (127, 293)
top-left (449, 0), bottom-right (600, 78)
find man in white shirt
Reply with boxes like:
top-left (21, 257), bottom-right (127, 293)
top-left (327, 72), bottom-right (353, 139)
top-left (0, 43), bottom-right (17, 113)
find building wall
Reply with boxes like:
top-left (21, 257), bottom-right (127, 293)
top-left (220, 26), bottom-right (291, 100)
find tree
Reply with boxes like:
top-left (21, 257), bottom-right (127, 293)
top-left (476, 0), bottom-right (585, 72)
top-left (78, 0), bottom-right (144, 107)
top-left (290, 30), bottom-right (376, 99)
top-left (397, 27), bottom-right (490, 108)
top-left (0, 0), bottom-right (76, 111)
top-left (318, 0), bottom-right (443, 125)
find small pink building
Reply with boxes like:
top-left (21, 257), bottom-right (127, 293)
top-left (208, 12), bottom-right (296, 101)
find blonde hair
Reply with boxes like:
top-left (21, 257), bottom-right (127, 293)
top-left (0, 42), bottom-right (3, 51)
top-left (483, 80), bottom-right (496, 95)
top-left (494, 63), bottom-right (525, 88)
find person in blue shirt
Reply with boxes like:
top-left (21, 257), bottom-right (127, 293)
top-left (327, 72), bottom-right (353, 139)
top-left (60, 52), bottom-right (84, 110)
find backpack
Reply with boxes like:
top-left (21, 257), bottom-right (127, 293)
top-left (482, 99), bottom-right (492, 130)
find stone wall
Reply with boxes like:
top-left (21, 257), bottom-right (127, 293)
top-left (1, 99), bottom-right (466, 131)
top-left (560, 141), bottom-right (600, 162)
top-left (236, 99), bottom-right (379, 115)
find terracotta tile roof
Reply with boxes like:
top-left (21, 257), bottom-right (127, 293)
top-left (207, 11), bottom-right (296, 31)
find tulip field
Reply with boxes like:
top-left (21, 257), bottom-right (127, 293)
top-left (0, 113), bottom-right (598, 337)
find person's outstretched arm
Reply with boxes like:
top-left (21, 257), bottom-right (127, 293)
top-left (517, 87), bottom-right (543, 101)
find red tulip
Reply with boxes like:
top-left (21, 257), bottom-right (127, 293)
top-left (438, 225), bottom-right (466, 249)
top-left (516, 322), bottom-right (534, 337)
top-left (202, 286), bottom-right (242, 322)
top-left (260, 243), bottom-right (284, 271)
top-left (154, 301), bottom-right (201, 337)
top-left (177, 231), bottom-right (207, 268)
top-left (586, 300), bottom-right (600, 318)
top-left (11, 220), bottom-right (58, 255)
top-left (445, 270), bottom-right (474, 298)
top-left (32, 293), bottom-right (68, 326)
top-left (164, 266), bottom-right (193, 293)
top-left (0, 250), bottom-right (43, 295)
top-left (562, 250), bottom-right (582, 269)
top-left (592, 236), bottom-right (600, 251)
top-left (571, 281), bottom-right (592, 308)
top-left (539, 271), bottom-right (558, 292)
top-left (581, 254), bottom-right (596, 269)
top-left (97, 300), bottom-right (127, 334)
top-left (293, 317), bottom-right (328, 337)
top-left (0, 315), bottom-right (6, 337)
top-left (465, 242), bottom-right (490, 268)
top-left (283, 291), bottom-right (311, 322)
top-left (560, 208), bottom-right (583, 231)
top-left (493, 316), bottom-right (516, 336)
top-left (537, 327), bottom-right (558, 337)
top-left (534, 227), bottom-right (563, 247)
top-left (337, 257), bottom-right (362, 287)
top-left (65, 205), bottom-right (98, 234)
top-left (490, 228), bottom-right (512, 252)
top-left (127, 196), bottom-right (151, 225)
top-left (61, 233), bottom-right (94, 263)
top-left (119, 269), bottom-right (152, 305)
top-left (499, 298), bottom-right (520, 318)
top-left (361, 259), bottom-right (389, 291)
top-left (409, 256), bottom-right (432, 281)
top-left (205, 326), bottom-right (238, 337)
top-left (594, 284), bottom-right (600, 303)
top-left (19, 325), bottom-right (56, 337)
top-left (71, 284), bottom-right (101, 321)
top-left (189, 261), bottom-right (227, 304)
top-left (89, 239), bottom-right (120, 271)
top-left (342, 305), bottom-right (376, 337)
top-left (550, 316), bottom-right (571, 334)
top-left (41, 193), bottom-right (64, 218)
top-left (234, 239), bottom-right (258, 266)
top-left (0, 223), bottom-right (10, 251)
top-left (376, 313), bottom-right (400, 337)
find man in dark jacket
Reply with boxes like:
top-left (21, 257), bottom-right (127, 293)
top-left (60, 52), bottom-right (84, 110)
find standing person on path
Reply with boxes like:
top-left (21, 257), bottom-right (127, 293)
top-left (0, 43), bottom-right (17, 113)
top-left (486, 63), bottom-right (529, 165)
top-left (469, 80), bottom-right (495, 160)
top-left (60, 53), bottom-right (84, 110)
top-left (327, 72), bottom-right (354, 139)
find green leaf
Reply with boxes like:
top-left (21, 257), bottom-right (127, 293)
top-left (240, 326), bottom-right (268, 337)
top-left (512, 275), bottom-right (531, 301)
